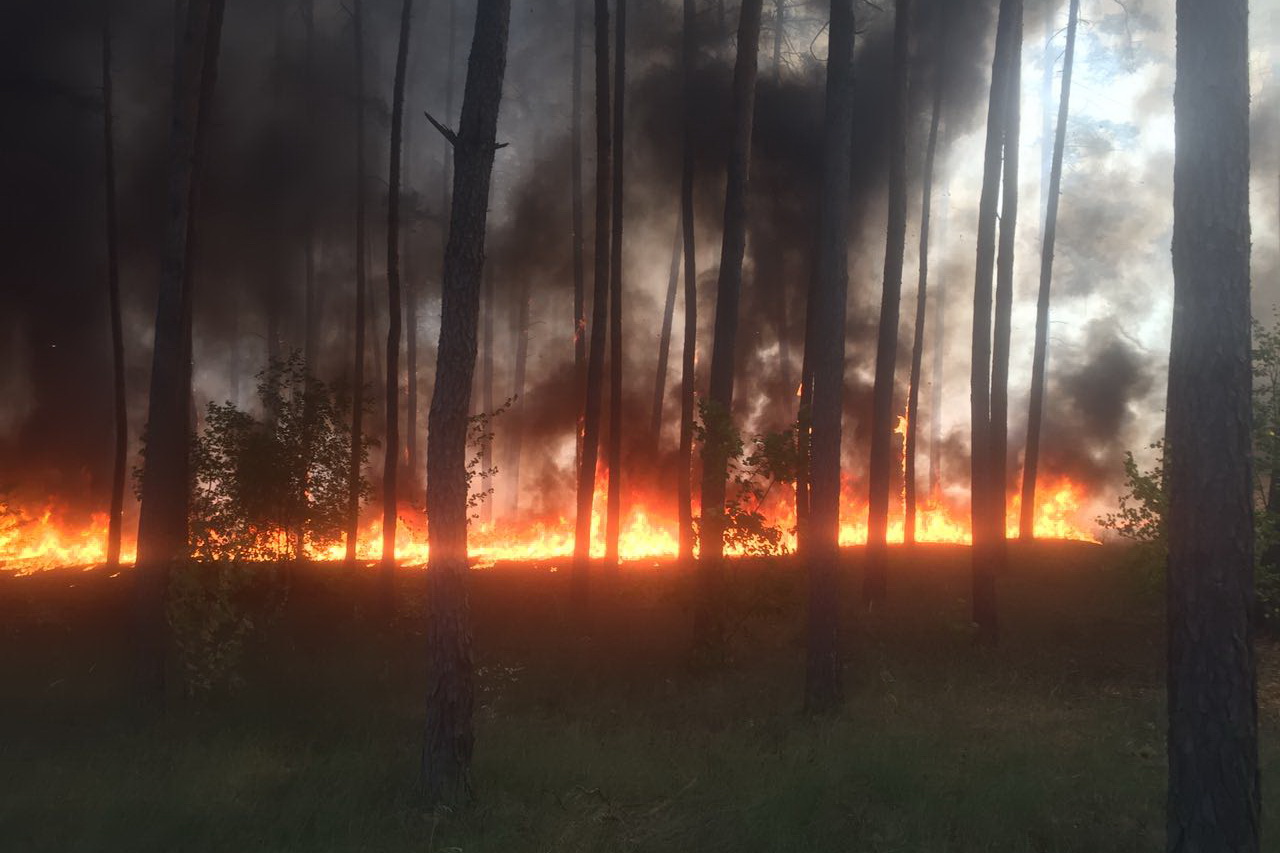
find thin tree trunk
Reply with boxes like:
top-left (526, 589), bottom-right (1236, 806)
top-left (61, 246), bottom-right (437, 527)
top-left (135, 0), bottom-right (226, 693)
top-left (572, 0), bottom-right (587, 471)
top-left (572, 0), bottom-right (612, 617)
top-left (604, 0), bottom-right (627, 571)
top-left (905, 8), bottom-right (945, 547)
top-left (422, 0), bottom-right (511, 808)
top-left (864, 0), bottom-right (912, 603)
top-left (772, 0), bottom-right (784, 84)
top-left (970, 0), bottom-right (1019, 645)
top-left (1166, 0), bottom-right (1257, 846)
top-left (104, 7), bottom-right (127, 571)
top-left (677, 0), bottom-right (698, 564)
top-left (795, 283), bottom-right (815, 555)
top-left (928, 183), bottom-right (949, 500)
top-left (508, 279), bottom-right (530, 517)
top-left (695, 0), bottom-right (764, 652)
top-left (1020, 0), bottom-right (1078, 539)
top-left (345, 0), bottom-right (368, 569)
top-left (804, 0), bottom-right (854, 714)
top-left (381, 0), bottom-right (415, 610)
top-left (652, 216), bottom-right (682, 449)
top-left (480, 266), bottom-right (495, 522)
top-left (989, 1), bottom-right (1022, 568)
top-left (304, 0), bottom-right (318, 372)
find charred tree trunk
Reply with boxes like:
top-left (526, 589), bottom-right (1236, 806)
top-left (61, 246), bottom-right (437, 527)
top-left (345, 0), bottom-right (369, 569)
top-left (421, 0), bottom-right (510, 808)
top-left (652, 216), bottom-right (682, 449)
top-left (677, 0), bottom-right (698, 564)
top-left (103, 8), bottom-right (127, 572)
top-left (381, 0), bottom-right (415, 611)
top-left (572, 0), bottom-right (587, 469)
top-left (480, 266), bottom-right (495, 522)
top-left (1166, 0), bottom-right (1258, 848)
top-left (906, 34), bottom-right (947, 545)
top-left (864, 0), bottom-right (911, 603)
top-left (1020, 0), bottom-right (1078, 540)
top-left (970, 0), bottom-right (1019, 646)
top-left (572, 0), bottom-right (612, 617)
top-left (804, 0), bottom-right (854, 715)
top-left (303, 0), bottom-right (318, 373)
top-left (508, 278), bottom-right (530, 516)
top-left (904, 7), bottom-right (946, 547)
top-left (695, 0), bottom-right (764, 652)
top-left (604, 0), bottom-right (627, 571)
top-left (135, 0), bottom-right (226, 693)
top-left (990, 0), bottom-right (1021, 561)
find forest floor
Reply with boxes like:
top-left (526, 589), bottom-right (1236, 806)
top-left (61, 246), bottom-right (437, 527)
top-left (2, 541), bottom-right (1278, 852)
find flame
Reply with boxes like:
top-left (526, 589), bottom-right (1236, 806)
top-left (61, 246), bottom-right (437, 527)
top-left (1, 475), bottom-right (1096, 573)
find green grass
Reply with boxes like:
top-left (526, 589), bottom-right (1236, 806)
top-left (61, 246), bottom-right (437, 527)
top-left (1, 542), bottom-right (1276, 851)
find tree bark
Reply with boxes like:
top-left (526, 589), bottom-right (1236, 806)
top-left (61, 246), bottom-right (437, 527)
top-left (695, 0), bottom-right (764, 652)
top-left (603, 0), bottom-right (627, 572)
top-left (507, 277), bottom-right (530, 516)
top-left (422, 0), bottom-right (511, 808)
top-left (652, 216), bottom-right (682, 449)
top-left (572, 0), bottom-right (587, 474)
top-left (345, 0), bottom-right (369, 569)
top-left (480, 266), bottom-right (495, 522)
top-left (990, 0), bottom-right (1021, 563)
top-left (103, 7), bottom-right (127, 572)
top-left (572, 0), bottom-right (612, 618)
top-left (1166, 0), bottom-right (1257, 848)
top-left (677, 0), bottom-right (698, 564)
top-left (1020, 0), bottom-right (1078, 540)
top-left (970, 0), bottom-right (1019, 645)
top-left (135, 0), bottom-right (226, 693)
top-left (303, 0), bottom-right (318, 373)
top-left (804, 0), bottom-right (854, 715)
top-left (864, 0), bottom-right (911, 603)
top-left (905, 8), bottom-right (945, 547)
top-left (381, 0), bottom-right (415, 612)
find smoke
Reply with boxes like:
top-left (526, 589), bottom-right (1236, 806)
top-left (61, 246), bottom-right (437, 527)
top-left (2, 0), bottom-right (1274, 525)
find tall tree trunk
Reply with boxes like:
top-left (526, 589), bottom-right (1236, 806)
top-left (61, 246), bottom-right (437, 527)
top-left (1166, 0), bottom-right (1257, 848)
top-left (677, 0), bottom-right (698, 564)
top-left (303, 0), bottom-right (318, 373)
top-left (1020, 0), bottom-right (1078, 539)
top-left (695, 0), bottom-right (764, 652)
top-left (804, 0), bottom-right (854, 714)
top-left (103, 7), bottom-right (127, 572)
top-left (905, 7), bottom-right (945, 547)
top-left (989, 1), bottom-right (1022, 572)
top-left (652, 216), bottom-right (682, 449)
top-left (572, 0), bottom-right (587, 474)
top-left (604, 0), bottom-right (627, 571)
top-left (572, 0), bottom-right (612, 617)
top-left (772, 0), bottom-right (784, 84)
top-left (381, 0), bottom-right (415, 611)
top-left (864, 0), bottom-right (911, 603)
top-left (928, 181), bottom-right (949, 500)
top-left (135, 0), bottom-right (226, 693)
top-left (970, 0), bottom-right (1019, 645)
top-left (508, 279), bottom-right (530, 516)
top-left (345, 0), bottom-right (368, 568)
top-left (480, 266), bottom-right (495, 522)
top-left (795, 284), bottom-right (815, 555)
top-left (422, 0), bottom-right (511, 808)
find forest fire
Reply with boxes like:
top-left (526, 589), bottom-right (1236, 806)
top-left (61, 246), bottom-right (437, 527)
top-left (1, 476), bottom-right (1096, 574)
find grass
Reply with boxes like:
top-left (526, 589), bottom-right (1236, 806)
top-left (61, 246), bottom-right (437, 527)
top-left (1, 541), bottom-right (1276, 851)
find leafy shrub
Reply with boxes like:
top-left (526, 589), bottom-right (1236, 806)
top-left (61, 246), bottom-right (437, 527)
top-left (165, 560), bottom-right (263, 697)
top-left (695, 400), bottom-right (797, 556)
top-left (190, 353), bottom-right (373, 561)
